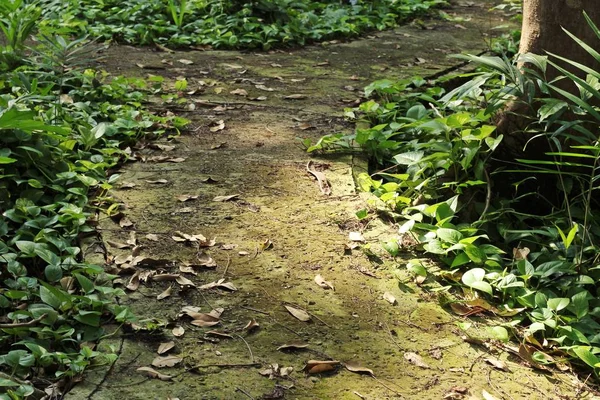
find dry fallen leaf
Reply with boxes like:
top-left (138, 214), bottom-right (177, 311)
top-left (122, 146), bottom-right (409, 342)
top-left (167, 157), bottom-right (186, 163)
top-left (146, 179), bottom-right (168, 184)
top-left (513, 247), bottom-right (530, 260)
top-left (157, 341), bottom-right (175, 355)
top-left (484, 357), bottom-right (510, 372)
top-left (314, 275), bottom-right (334, 290)
top-left (277, 342), bottom-right (309, 351)
top-left (255, 84), bottom-right (275, 92)
top-left (210, 120), bottom-right (225, 132)
top-left (136, 367), bottom-right (173, 381)
top-left (383, 292), bottom-right (397, 305)
top-left (303, 360), bottom-right (340, 374)
top-left (178, 58), bottom-right (194, 65)
top-left (199, 278), bottom-right (237, 291)
top-left (344, 362), bottom-right (374, 376)
top-left (126, 271), bottom-right (141, 291)
top-left (176, 275), bottom-right (196, 287)
top-left (153, 273), bottom-right (180, 282)
top-left (230, 88), bottom-right (248, 96)
top-left (348, 231), bottom-right (365, 242)
top-left (283, 94), bottom-right (307, 100)
top-left (285, 305), bottom-right (311, 322)
top-left (213, 194), bottom-right (240, 202)
top-left (244, 319), bottom-right (260, 332)
top-left (404, 352), bottom-right (430, 369)
top-left (172, 326), bottom-right (185, 337)
top-left (157, 285), bottom-right (173, 300)
top-left (106, 240), bottom-right (131, 249)
top-left (119, 217), bottom-right (134, 228)
top-left (482, 390), bottom-right (500, 400)
top-left (152, 355), bottom-right (183, 368)
top-left (177, 195), bottom-right (199, 202)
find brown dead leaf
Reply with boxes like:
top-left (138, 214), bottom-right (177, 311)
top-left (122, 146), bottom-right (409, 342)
top-left (120, 182), bottom-right (137, 189)
top-left (157, 285), bottom-right (173, 300)
top-left (383, 292), bottom-right (397, 305)
top-left (348, 231), bottom-right (365, 242)
top-left (484, 357), bottom-right (510, 372)
top-left (152, 355), bottom-right (183, 368)
top-left (344, 362), bottom-right (374, 376)
top-left (283, 94), bottom-right (307, 100)
top-left (176, 275), bottom-right (196, 287)
top-left (106, 240), bottom-right (131, 249)
top-left (167, 157), bottom-right (186, 163)
top-left (196, 252), bottom-right (218, 267)
top-left (177, 194), bottom-right (198, 202)
top-left (126, 271), bottom-right (141, 291)
top-left (157, 341), bottom-right (175, 355)
top-left (210, 120), bottom-right (225, 132)
top-left (285, 305), bottom-right (311, 322)
top-left (314, 275), bottom-right (334, 290)
top-left (315, 61), bottom-right (330, 67)
top-left (244, 319), bottom-right (260, 332)
top-left (200, 177), bottom-right (219, 184)
top-left (482, 390), bottom-right (500, 400)
top-left (518, 343), bottom-right (549, 370)
top-left (178, 58), bottom-right (194, 65)
top-left (304, 360), bottom-right (340, 374)
top-left (404, 352), bottom-right (430, 369)
top-left (306, 161), bottom-right (331, 196)
top-left (136, 367), bottom-right (173, 381)
top-left (119, 217), bottom-right (134, 228)
top-left (298, 122), bottom-right (316, 130)
top-left (450, 302), bottom-right (473, 316)
top-left (146, 179), bottom-right (168, 184)
top-left (230, 88), bottom-right (248, 96)
top-left (199, 278), bottom-right (237, 291)
top-left (513, 247), bottom-right (530, 260)
top-left (145, 234), bottom-right (160, 241)
top-left (250, 96), bottom-right (268, 101)
top-left (172, 326), bottom-right (185, 337)
top-left (277, 342), bottom-right (309, 351)
top-left (153, 274), bottom-right (180, 282)
top-left (213, 194), bottom-right (240, 202)
top-left (255, 84), bottom-right (275, 92)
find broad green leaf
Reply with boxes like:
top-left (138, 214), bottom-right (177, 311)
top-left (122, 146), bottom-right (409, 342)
top-left (464, 244), bottom-right (486, 264)
top-left (571, 291), bottom-right (589, 319)
top-left (436, 228), bottom-right (463, 244)
top-left (462, 268), bottom-right (492, 295)
top-left (489, 326), bottom-right (509, 342)
top-left (572, 346), bottom-right (600, 369)
top-left (0, 156), bottom-right (17, 164)
top-left (393, 151), bottom-right (424, 165)
top-left (547, 298), bottom-right (570, 312)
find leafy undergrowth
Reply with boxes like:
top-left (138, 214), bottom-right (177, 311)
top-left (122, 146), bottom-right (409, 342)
top-left (308, 14), bottom-right (600, 381)
top-left (35, 0), bottom-right (445, 49)
top-left (0, 18), bottom-right (187, 400)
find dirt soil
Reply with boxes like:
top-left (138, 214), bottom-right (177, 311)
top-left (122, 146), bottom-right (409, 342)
top-left (66, 2), bottom-right (592, 400)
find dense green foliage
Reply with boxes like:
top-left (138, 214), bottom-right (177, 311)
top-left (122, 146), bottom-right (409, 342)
top-left (309, 13), bottom-right (600, 377)
top-left (35, 0), bottom-right (445, 49)
top-left (0, 3), bottom-right (188, 398)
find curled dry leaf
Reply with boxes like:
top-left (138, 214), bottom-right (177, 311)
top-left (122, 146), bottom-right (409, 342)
top-left (283, 94), bottom-right (307, 100)
top-left (179, 265), bottom-right (196, 275)
top-left (178, 58), bottom-right (194, 65)
top-left (176, 275), bottom-right (196, 287)
top-left (177, 195), bottom-right (199, 202)
top-left (157, 285), bottom-right (173, 300)
top-left (255, 84), bottom-right (275, 92)
top-left (344, 362), bottom-right (374, 376)
top-left (251, 96), bottom-right (267, 101)
top-left (403, 352), bottom-right (430, 369)
top-left (199, 278), bottom-right (237, 291)
top-left (172, 326), bottom-right (185, 337)
top-left (196, 252), bottom-right (217, 267)
top-left (213, 194), bottom-right (240, 202)
top-left (210, 120), bottom-right (225, 132)
top-left (314, 275), bottom-right (334, 290)
top-left (277, 342), bottom-right (309, 351)
top-left (152, 355), bottom-right (183, 368)
top-left (513, 247), bottom-right (530, 260)
top-left (146, 179), bottom-right (168, 184)
top-left (153, 273), bottom-right (180, 282)
top-left (145, 233), bottom-right (160, 242)
top-left (348, 231), bottom-right (365, 242)
top-left (383, 292), bottom-right (397, 305)
top-left (120, 182), bottom-right (137, 189)
top-left (136, 367), bottom-right (173, 381)
top-left (261, 239), bottom-right (273, 251)
top-left (243, 319), bottom-right (259, 332)
top-left (484, 358), bottom-right (510, 372)
top-left (106, 240), bottom-right (131, 249)
top-left (157, 341), bottom-right (175, 355)
top-left (126, 271), bottom-right (141, 291)
top-left (167, 157), bottom-right (186, 163)
top-left (303, 360), bottom-right (340, 374)
top-left (230, 88), bottom-right (248, 96)
top-left (285, 305), bottom-right (311, 322)
top-left (119, 217), bottom-right (134, 228)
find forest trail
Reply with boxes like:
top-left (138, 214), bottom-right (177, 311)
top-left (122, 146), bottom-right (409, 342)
top-left (66, 2), bottom-right (583, 399)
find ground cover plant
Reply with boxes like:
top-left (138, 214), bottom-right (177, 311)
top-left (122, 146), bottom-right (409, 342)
top-left (35, 0), bottom-right (445, 49)
top-left (0, 3), bottom-right (188, 398)
top-left (308, 13), bottom-right (600, 380)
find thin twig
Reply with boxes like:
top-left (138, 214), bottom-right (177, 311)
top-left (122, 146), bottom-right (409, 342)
top-left (236, 334), bottom-right (255, 363)
top-left (199, 290), bottom-right (215, 310)
top-left (186, 362), bottom-right (261, 371)
top-left (235, 387), bottom-right (255, 400)
top-left (0, 314), bottom-right (47, 328)
top-left (221, 254), bottom-right (232, 279)
top-left (372, 376), bottom-right (404, 397)
top-left (240, 305), bottom-right (270, 315)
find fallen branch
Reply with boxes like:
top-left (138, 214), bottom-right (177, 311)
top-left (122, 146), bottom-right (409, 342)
top-left (0, 314), bottom-right (47, 328)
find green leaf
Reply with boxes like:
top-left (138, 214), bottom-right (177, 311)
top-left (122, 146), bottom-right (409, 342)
top-left (571, 291), bottom-right (589, 319)
top-left (74, 311), bottom-right (101, 327)
top-left (462, 268), bottom-right (492, 295)
top-left (547, 298), bottom-right (570, 312)
top-left (382, 240), bottom-right (399, 257)
top-left (436, 228), bottom-right (463, 244)
top-left (393, 151), bottom-right (424, 165)
top-left (450, 252), bottom-right (471, 268)
top-left (44, 264), bottom-right (63, 282)
top-left (74, 273), bottom-right (95, 294)
top-left (0, 378), bottom-right (19, 387)
top-left (464, 244), bottom-right (486, 264)
top-left (572, 346), bottom-right (600, 369)
top-left (489, 326), bottom-right (509, 342)
top-left (0, 156), bottom-right (17, 164)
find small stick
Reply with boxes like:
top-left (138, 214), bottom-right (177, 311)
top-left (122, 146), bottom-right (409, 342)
top-left (236, 334), bottom-right (255, 363)
top-left (0, 314), bottom-right (47, 328)
top-left (187, 362), bottom-right (261, 371)
top-left (221, 254), bottom-right (232, 279)
top-left (372, 376), bottom-right (404, 397)
top-left (199, 291), bottom-right (215, 310)
top-left (235, 387), bottom-right (255, 400)
top-left (240, 305), bottom-right (270, 315)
